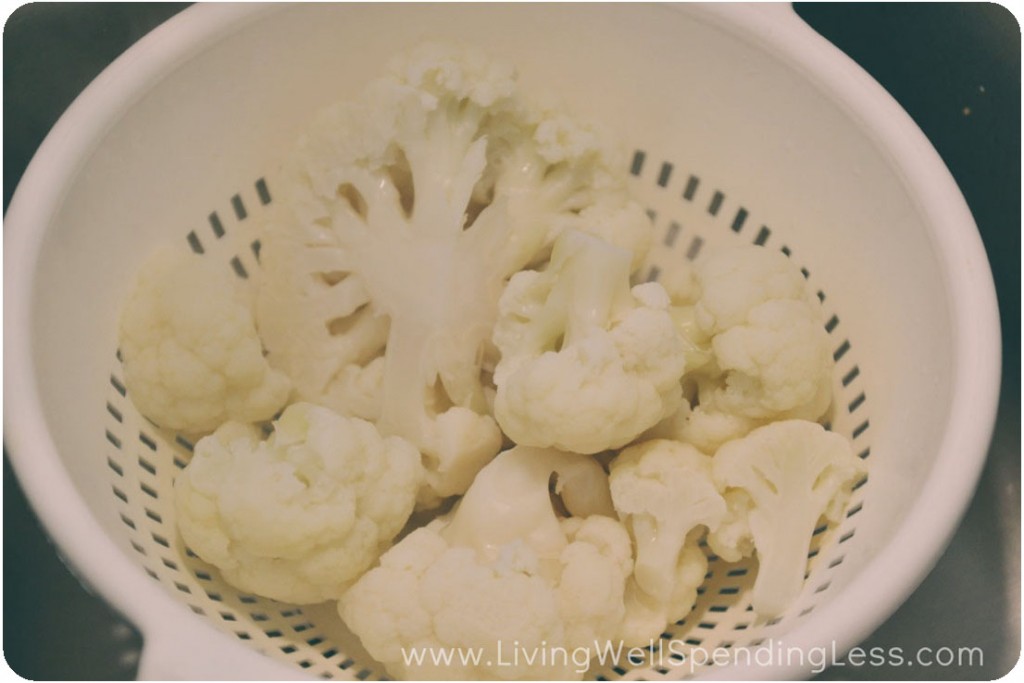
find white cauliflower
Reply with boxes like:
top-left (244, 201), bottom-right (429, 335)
top-left (174, 402), bottom-right (422, 604)
top-left (479, 105), bottom-right (653, 271)
top-left (708, 300), bottom-right (833, 420)
top-left (609, 440), bottom-right (726, 645)
top-left (114, 41), bottom-right (875, 677)
top-left (695, 246), bottom-right (809, 335)
top-left (658, 259), bottom-right (701, 307)
top-left (118, 248), bottom-right (290, 434)
top-left (667, 305), bottom-right (715, 376)
top-left (618, 533), bottom-right (707, 648)
top-left (709, 420), bottom-right (866, 617)
top-left (659, 259), bottom-right (713, 373)
top-left (692, 247), bottom-right (833, 422)
top-left (707, 489), bottom-right (756, 563)
top-left (340, 446), bottom-right (633, 680)
top-left (255, 215), bottom-right (389, 422)
top-left (645, 401), bottom-right (763, 456)
top-left (259, 43), bottom-right (651, 506)
top-left (493, 230), bottom-right (685, 454)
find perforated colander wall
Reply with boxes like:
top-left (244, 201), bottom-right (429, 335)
top-left (102, 156), bottom-right (870, 680)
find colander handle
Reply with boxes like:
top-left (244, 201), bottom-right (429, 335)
top-left (135, 617), bottom-right (307, 680)
top-left (705, 3), bottom-right (820, 37)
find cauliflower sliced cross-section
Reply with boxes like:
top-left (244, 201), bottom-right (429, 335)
top-left (260, 43), bottom-right (652, 507)
top-left (119, 248), bottom-right (291, 434)
top-left (493, 230), bottom-right (686, 454)
top-left (340, 446), bottom-right (633, 680)
top-left (709, 420), bottom-right (866, 617)
top-left (256, 214), bottom-right (390, 422)
top-left (174, 402), bottom-right (422, 604)
top-left (609, 439), bottom-right (726, 644)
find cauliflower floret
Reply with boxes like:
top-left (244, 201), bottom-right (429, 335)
top-left (695, 246), bottom-right (810, 336)
top-left (493, 231), bottom-right (686, 454)
top-left (119, 248), bottom-right (290, 434)
top-left (706, 489), bottom-right (756, 563)
top-left (327, 355), bottom-right (386, 421)
top-left (709, 420), bottom-right (866, 617)
top-left (618, 534), bottom-right (707, 647)
top-left (656, 259), bottom-right (712, 373)
top-left (659, 259), bottom-right (701, 307)
top-left (609, 440), bottom-right (725, 644)
top-left (708, 300), bottom-right (833, 420)
top-left (261, 43), bottom-right (651, 505)
top-left (174, 403), bottom-right (422, 603)
top-left (340, 447), bottom-right (632, 680)
top-left (666, 304), bottom-right (714, 375)
top-left (482, 106), bottom-right (653, 271)
top-left (416, 404), bottom-right (508, 508)
top-left (610, 440), bottom-right (726, 597)
top-left (441, 447), bottom-right (616, 560)
top-left (646, 401), bottom-right (763, 455)
top-left (690, 247), bottom-right (833, 423)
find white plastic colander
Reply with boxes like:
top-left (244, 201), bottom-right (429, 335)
top-left (4, 4), bottom-right (1001, 680)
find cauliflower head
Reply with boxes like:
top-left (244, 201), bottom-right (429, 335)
top-left (174, 402), bottom-right (422, 603)
top-left (709, 420), bottom-right (866, 617)
top-left (493, 231), bottom-right (686, 454)
top-left (259, 43), bottom-right (651, 506)
top-left (691, 247), bottom-right (833, 422)
top-left (119, 248), bottom-right (290, 434)
top-left (340, 446), bottom-right (633, 680)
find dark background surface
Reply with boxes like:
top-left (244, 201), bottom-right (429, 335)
top-left (3, 3), bottom-right (1019, 680)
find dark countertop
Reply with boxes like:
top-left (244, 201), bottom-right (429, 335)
top-left (4, 3), bottom-right (1019, 680)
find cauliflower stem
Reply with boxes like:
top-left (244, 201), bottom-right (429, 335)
top-left (711, 421), bottom-right (866, 617)
top-left (493, 230), bottom-right (685, 453)
top-left (262, 44), bottom-right (652, 504)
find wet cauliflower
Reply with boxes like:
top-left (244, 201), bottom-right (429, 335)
top-left (492, 230), bottom-right (685, 454)
top-left (646, 245), bottom-right (833, 454)
top-left (109, 41), bottom-right (870, 680)
top-left (174, 402), bottom-right (421, 603)
top-left (340, 447), bottom-right (632, 680)
top-left (709, 420), bottom-right (866, 617)
top-left (694, 246), bottom-right (833, 422)
top-left (258, 43), bottom-right (651, 507)
top-left (609, 440), bottom-right (726, 645)
top-left (118, 249), bottom-right (290, 434)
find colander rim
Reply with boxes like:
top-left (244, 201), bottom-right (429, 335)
top-left (3, 3), bottom-right (1002, 680)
